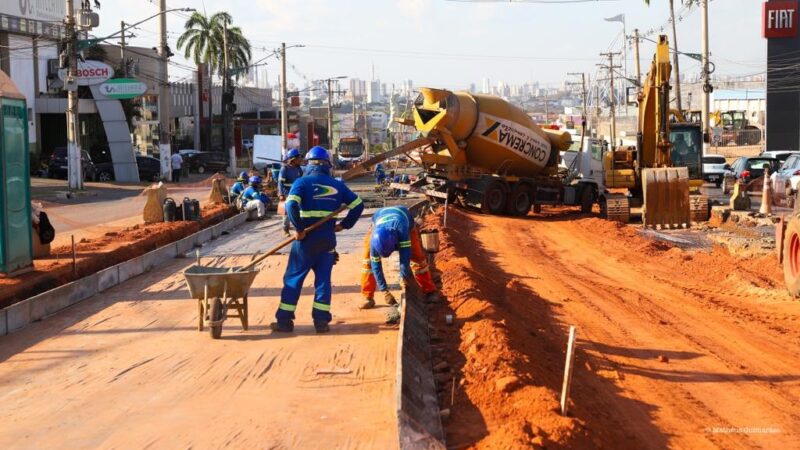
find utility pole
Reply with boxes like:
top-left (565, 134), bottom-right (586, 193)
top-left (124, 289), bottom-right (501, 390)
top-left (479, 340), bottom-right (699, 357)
top-left (567, 72), bottom-right (588, 150)
top-left (65, 0), bottom-right (82, 190)
top-left (669, 0), bottom-right (683, 112)
top-left (352, 98), bottom-right (358, 136)
top-left (120, 21), bottom-right (127, 77)
top-left (222, 21), bottom-right (236, 176)
top-left (157, 0), bottom-right (171, 180)
top-left (632, 28), bottom-right (642, 88)
top-left (599, 52), bottom-right (622, 148)
top-left (363, 98), bottom-right (370, 158)
top-left (701, 0), bottom-right (711, 153)
top-left (543, 91), bottom-right (549, 124)
top-left (280, 42), bottom-right (288, 153)
top-left (327, 79), bottom-right (334, 154)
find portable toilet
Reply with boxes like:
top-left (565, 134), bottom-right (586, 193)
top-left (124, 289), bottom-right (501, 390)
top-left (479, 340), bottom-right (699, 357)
top-left (0, 69), bottom-right (32, 275)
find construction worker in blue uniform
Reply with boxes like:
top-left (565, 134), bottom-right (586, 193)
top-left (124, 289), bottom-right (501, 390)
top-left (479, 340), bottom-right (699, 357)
top-left (241, 176), bottom-right (269, 219)
top-left (360, 206), bottom-right (438, 311)
top-left (230, 171), bottom-right (249, 197)
top-left (278, 148), bottom-right (304, 235)
top-left (375, 163), bottom-right (387, 184)
top-left (273, 146), bottom-right (364, 333)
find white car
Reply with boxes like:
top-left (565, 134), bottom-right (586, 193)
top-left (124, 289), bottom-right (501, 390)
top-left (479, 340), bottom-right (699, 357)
top-left (760, 150), bottom-right (800, 166)
top-left (242, 139), bottom-right (254, 150)
top-left (771, 153), bottom-right (800, 205)
top-left (702, 155), bottom-right (727, 187)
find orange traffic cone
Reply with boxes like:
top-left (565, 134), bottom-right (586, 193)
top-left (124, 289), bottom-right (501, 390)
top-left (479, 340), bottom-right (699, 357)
top-left (760, 168), bottom-right (773, 215)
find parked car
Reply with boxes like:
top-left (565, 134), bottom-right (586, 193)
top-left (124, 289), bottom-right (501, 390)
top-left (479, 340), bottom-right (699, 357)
top-left (94, 155), bottom-right (162, 182)
top-left (770, 154), bottom-right (800, 205)
top-left (178, 149), bottom-right (201, 159)
top-left (721, 156), bottom-right (780, 194)
top-left (190, 151), bottom-right (229, 174)
top-left (702, 155), bottom-right (727, 187)
top-left (48, 147), bottom-right (97, 181)
top-left (242, 139), bottom-right (254, 151)
top-left (760, 150), bottom-right (800, 166)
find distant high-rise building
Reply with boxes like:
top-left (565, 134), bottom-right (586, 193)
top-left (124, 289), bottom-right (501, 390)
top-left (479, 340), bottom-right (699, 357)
top-left (349, 78), bottom-right (367, 102)
top-left (367, 80), bottom-right (382, 103)
top-left (402, 79), bottom-right (414, 96)
top-left (482, 78), bottom-right (490, 94)
top-left (469, 83), bottom-right (476, 94)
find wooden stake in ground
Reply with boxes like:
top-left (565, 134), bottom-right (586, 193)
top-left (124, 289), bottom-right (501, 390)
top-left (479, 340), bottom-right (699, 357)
top-left (560, 325), bottom-right (577, 416)
top-left (71, 235), bottom-right (77, 276)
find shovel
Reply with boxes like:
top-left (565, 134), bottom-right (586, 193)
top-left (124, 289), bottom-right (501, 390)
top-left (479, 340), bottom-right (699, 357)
top-left (235, 204), bottom-right (348, 273)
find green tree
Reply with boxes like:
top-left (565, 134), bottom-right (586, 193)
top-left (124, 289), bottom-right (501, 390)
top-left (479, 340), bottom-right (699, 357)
top-left (643, 0), bottom-right (688, 111)
top-left (176, 12), bottom-right (252, 149)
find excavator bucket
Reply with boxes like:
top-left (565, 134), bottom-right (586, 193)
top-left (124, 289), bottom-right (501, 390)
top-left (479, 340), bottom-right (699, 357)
top-left (642, 167), bottom-right (690, 229)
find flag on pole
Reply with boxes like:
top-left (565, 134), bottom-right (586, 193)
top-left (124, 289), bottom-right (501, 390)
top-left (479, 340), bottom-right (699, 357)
top-left (604, 14), bottom-right (625, 24)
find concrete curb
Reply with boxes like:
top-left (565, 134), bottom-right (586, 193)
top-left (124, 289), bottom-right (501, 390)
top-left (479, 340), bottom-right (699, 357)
top-left (0, 212), bottom-right (247, 336)
top-left (396, 200), bottom-right (446, 450)
top-left (396, 282), bottom-right (446, 450)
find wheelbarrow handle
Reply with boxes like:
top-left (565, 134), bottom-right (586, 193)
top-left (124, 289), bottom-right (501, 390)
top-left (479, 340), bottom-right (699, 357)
top-left (236, 204), bottom-right (349, 273)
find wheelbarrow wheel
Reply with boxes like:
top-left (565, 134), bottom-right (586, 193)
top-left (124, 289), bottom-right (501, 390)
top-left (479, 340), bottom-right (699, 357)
top-left (209, 297), bottom-right (224, 339)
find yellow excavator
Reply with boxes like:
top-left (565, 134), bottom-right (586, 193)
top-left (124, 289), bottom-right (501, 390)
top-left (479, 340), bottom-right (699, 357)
top-left (602, 35), bottom-right (708, 227)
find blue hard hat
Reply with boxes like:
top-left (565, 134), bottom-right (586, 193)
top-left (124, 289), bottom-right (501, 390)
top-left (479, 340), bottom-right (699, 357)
top-left (376, 163), bottom-right (384, 170)
top-left (238, 171), bottom-right (249, 180)
top-left (371, 226), bottom-right (398, 258)
top-left (249, 176), bottom-right (262, 185)
top-left (285, 148), bottom-right (301, 160)
top-left (306, 146), bottom-right (331, 162)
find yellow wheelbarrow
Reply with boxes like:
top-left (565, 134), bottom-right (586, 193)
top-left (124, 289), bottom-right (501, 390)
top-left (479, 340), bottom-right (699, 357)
top-left (184, 266), bottom-right (259, 339)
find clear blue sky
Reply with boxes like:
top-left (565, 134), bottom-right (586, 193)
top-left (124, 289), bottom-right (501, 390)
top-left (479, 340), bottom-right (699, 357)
top-left (92, 0), bottom-right (765, 89)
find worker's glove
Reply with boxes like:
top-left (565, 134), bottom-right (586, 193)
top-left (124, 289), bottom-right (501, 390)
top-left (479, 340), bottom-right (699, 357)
top-left (333, 251), bottom-right (340, 265)
top-left (335, 223), bottom-right (344, 232)
top-left (383, 290), bottom-right (398, 306)
top-left (279, 195), bottom-right (286, 201)
top-left (294, 229), bottom-right (307, 241)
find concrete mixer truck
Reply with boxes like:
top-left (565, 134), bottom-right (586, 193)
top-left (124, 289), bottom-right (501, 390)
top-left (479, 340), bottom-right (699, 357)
top-left (382, 87), bottom-right (600, 216)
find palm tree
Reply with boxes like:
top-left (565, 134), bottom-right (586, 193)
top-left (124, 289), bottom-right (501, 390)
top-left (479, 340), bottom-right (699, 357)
top-left (644, 0), bottom-right (686, 112)
top-left (177, 12), bottom-right (251, 149)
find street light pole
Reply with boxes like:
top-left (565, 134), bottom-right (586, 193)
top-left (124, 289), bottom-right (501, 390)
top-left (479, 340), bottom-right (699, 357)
top-left (65, 0), bottom-right (82, 190)
top-left (280, 42), bottom-right (288, 154)
top-left (157, 0), bottom-right (172, 180)
top-left (120, 21), bottom-right (127, 77)
top-left (701, 0), bottom-right (711, 153)
top-left (327, 78), bottom-right (334, 154)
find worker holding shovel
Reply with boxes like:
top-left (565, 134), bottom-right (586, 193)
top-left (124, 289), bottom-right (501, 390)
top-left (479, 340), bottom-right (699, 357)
top-left (273, 146), bottom-right (364, 333)
top-left (360, 206), bottom-right (439, 316)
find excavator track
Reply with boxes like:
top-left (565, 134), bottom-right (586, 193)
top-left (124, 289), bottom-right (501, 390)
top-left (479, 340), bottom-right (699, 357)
top-left (689, 194), bottom-right (710, 223)
top-left (603, 194), bottom-right (631, 223)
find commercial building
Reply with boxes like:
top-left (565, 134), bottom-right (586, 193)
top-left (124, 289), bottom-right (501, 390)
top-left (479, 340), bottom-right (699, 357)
top-left (765, 0), bottom-right (800, 150)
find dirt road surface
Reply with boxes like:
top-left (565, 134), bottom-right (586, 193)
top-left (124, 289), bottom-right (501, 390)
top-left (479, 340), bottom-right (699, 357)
top-left (434, 207), bottom-right (800, 449)
top-left (0, 215), bottom-right (401, 449)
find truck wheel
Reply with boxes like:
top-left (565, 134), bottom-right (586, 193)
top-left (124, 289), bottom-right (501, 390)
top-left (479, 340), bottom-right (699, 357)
top-left (506, 185), bottom-right (532, 216)
top-left (599, 196), bottom-right (608, 219)
top-left (482, 181), bottom-right (507, 215)
top-left (783, 217), bottom-right (800, 297)
top-left (580, 186), bottom-right (595, 213)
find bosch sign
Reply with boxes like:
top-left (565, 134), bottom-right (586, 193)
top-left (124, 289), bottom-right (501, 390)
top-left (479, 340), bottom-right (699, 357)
top-left (57, 60), bottom-right (114, 86)
top-left (763, 1), bottom-right (798, 38)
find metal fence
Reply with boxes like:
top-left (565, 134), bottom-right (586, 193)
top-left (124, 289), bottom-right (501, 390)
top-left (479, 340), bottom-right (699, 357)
top-left (710, 127), bottom-right (763, 148)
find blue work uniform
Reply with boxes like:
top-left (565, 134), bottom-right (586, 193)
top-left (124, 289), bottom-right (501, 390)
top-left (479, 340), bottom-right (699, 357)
top-left (231, 181), bottom-right (246, 197)
top-left (370, 206), bottom-right (414, 292)
top-left (277, 165), bottom-right (364, 326)
top-left (278, 164), bottom-right (303, 197)
top-left (242, 186), bottom-right (268, 205)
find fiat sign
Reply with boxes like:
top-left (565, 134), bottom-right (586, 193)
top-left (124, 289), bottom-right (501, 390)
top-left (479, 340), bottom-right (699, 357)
top-left (763, 1), bottom-right (798, 38)
top-left (58, 60), bottom-right (114, 86)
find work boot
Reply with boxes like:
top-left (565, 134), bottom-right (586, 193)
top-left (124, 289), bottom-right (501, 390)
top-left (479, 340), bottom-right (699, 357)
top-left (425, 292), bottom-right (441, 304)
top-left (283, 227), bottom-right (291, 237)
top-left (359, 297), bottom-right (376, 309)
top-left (385, 306), bottom-right (401, 325)
top-left (314, 322), bottom-right (331, 333)
top-left (270, 320), bottom-right (294, 332)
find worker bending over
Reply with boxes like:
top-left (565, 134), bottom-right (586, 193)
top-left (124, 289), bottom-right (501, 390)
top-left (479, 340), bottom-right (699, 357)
top-left (360, 205), bottom-right (439, 309)
top-left (278, 148), bottom-right (304, 235)
top-left (274, 146), bottom-right (364, 333)
top-left (241, 176), bottom-right (269, 219)
top-left (231, 171), bottom-right (249, 197)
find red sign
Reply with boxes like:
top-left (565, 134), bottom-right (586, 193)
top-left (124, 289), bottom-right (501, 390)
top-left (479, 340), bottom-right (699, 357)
top-left (764, 1), bottom-right (798, 38)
